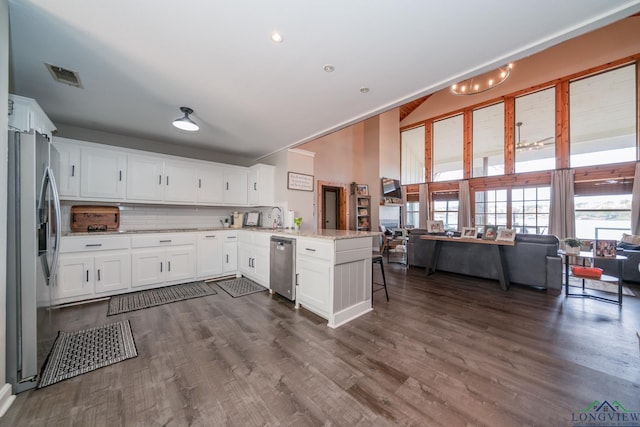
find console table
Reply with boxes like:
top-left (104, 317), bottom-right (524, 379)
top-left (419, 235), bottom-right (515, 290)
top-left (559, 250), bottom-right (626, 304)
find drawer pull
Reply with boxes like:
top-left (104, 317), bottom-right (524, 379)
top-left (205, 235), bottom-right (216, 238)
top-left (226, 236), bottom-right (237, 240)
top-left (159, 240), bottom-right (172, 243)
top-left (305, 248), bottom-right (317, 252)
top-left (85, 243), bottom-right (102, 247)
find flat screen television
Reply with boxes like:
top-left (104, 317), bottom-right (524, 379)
top-left (381, 178), bottom-right (402, 201)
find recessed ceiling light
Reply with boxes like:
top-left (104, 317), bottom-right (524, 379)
top-left (360, 87), bottom-right (370, 93)
top-left (271, 32), bottom-right (283, 43)
top-left (323, 64), bottom-right (335, 73)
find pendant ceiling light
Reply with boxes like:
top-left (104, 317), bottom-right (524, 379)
top-left (451, 63), bottom-right (513, 96)
top-left (172, 107), bottom-right (199, 131)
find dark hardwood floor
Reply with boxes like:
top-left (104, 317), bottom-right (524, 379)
top-left (3, 263), bottom-right (640, 426)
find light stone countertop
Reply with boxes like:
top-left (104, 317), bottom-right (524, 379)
top-left (63, 227), bottom-right (381, 241)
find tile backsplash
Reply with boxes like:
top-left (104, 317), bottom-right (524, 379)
top-left (61, 202), bottom-right (279, 233)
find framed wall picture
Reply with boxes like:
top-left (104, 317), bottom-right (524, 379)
top-left (426, 220), bottom-right (444, 233)
top-left (482, 225), bottom-right (498, 240)
top-left (461, 227), bottom-right (478, 239)
top-left (287, 172), bottom-right (314, 191)
top-left (356, 184), bottom-right (369, 196)
top-left (496, 228), bottom-right (516, 242)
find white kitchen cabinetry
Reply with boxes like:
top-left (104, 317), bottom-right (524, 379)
top-left (196, 231), bottom-right (223, 278)
top-left (223, 167), bottom-right (248, 205)
top-left (196, 166), bottom-right (224, 204)
top-left (55, 235), bottom-right (131, 304)
top-left (222, 231), bottom-right (239, 274)
top-left (238, 231), bottom-right (270, 287)
top-left (130, 233), bottom-right (196, 289)
top-left (247, 164), bottom-right (275, 206)
top-left (127, 156), bottom-right (198, 203)
top-left (80, 146), bottom-right (127, 199)
top-left (53, 140), bottom-right (81, 197)
top-left (295, 236), bottom-right (373, 328)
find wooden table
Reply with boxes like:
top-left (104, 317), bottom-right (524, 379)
top-left (419, 235), bottom-right (515, 290)
top-left (559, 250), bottom-right (626, 305)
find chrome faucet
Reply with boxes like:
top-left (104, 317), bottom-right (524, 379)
top-left (271, 206), bottom-right (283, 229)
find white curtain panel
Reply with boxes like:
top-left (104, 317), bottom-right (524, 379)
top-left (419, 183), bottom-right (429, 229)
top-left (457, 180), bottom-right (472, 229)
top-left (549, 169), bottom-right (576, 239)
top-left (632, 162), bottom-right (640, 235)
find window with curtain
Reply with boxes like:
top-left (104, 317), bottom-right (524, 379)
top-left (472, 102), bottom-right (504, 177)
top-left (433, 115), bottom-right (464, 182)
top-left (432, 191), bottom-right (458, 230)
top-left (574, 179), bottom-right (632, 239)
top-left (514, 87), bottom-right (556, 173)
top-left (401, 126), bottom-right (426, 184)
top-left (475, 189), bottom-right (507, 232)
top-left (569, 64), bottom-right (637, 167)
top-left (511, 186), bottom-right (550, 234)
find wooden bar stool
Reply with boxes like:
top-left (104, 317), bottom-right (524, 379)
top-left (372, 254), bottom-right (389, 302)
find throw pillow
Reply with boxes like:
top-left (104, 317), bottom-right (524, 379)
top-left (621, 233), bottom-right (640, 245)
top-left (618, 241), bottom-right (640, 251)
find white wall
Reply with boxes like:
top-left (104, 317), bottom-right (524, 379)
top-left (286, 149), bottom-right (315, 232)
top-left (0, 0), bottom-right (14, 415)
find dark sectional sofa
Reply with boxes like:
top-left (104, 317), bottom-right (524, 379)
top-left (407, 230), bottom-right (562, 292)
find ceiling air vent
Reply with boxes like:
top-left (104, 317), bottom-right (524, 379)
top-left (45, 63), bottom-right (83, 88)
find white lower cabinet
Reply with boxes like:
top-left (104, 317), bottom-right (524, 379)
top-left (238, 231), bottom-right (270, 287)
top-left (131, 233), bottom-right (196, 289)
top-left (295, 238), bottom-right (333, 318)
top-left (196, 231), bottom-right (223, 278)
top-left (56, 235), bottom-right (131, 304)
top-left (222, 231), bottom-right (239, 274)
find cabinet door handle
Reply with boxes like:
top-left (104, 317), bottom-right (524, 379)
top-left (159, 240), bottom-right (172, 243)
top-left (226, 182), bottom-right (229, 190)
top-left (166, 176), bottom-right (169, 186)
top-left (160, 262), bottom-right (163, 272)
top-left (85, 243), bottom-right (102, 247)
top-left (226, 254), bottom-right (229, 263)
top-left (295, 273), bottom-right (299, 286)
top-left (159, 175), bottom-right (162, 184)
top-left (253, 182), bottom-right (257, 191)
top-left (119, 170), bottom-right (123, 181)
top-left (71, 165), bottom-right (75, 177)
top-left (86, 270), bottom-right (89, 282)
top-left (168, 261), bottom-right (171, 272)
top-left (97, 269), bottom-right (101, 281)
top-left (199, 179), bottom-right (202, 189)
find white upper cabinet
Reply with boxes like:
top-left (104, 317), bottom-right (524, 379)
top-left (126, 154), bottom-right (164, 202)
top-left (223, 167), bottom-right (248, 205)
top-left (247, 164), bottom-right (275, 206)
top-left (80, 146), bottom-right (127, 199)
top-left (53, 139), bottom-right (81, 197)
top-left (163, 159), bottom-right (199, 203)
top-left (196, 166), bottom-right (224, 204)
top-left (8, 94), bottom-right (56, 135)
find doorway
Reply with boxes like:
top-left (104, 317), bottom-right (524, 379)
top-left (317, 181), bottom-right (348, 230)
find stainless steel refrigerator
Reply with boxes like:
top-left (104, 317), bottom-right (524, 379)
top-left (6, 129), bottom-right (62, 393)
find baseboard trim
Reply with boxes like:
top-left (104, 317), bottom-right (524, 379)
top-left (0, 383), bottom-right (16, 417)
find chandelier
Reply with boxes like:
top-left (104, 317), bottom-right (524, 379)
top-left (451, 63), bottom-right (513, 96)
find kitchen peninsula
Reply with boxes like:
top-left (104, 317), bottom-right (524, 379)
top-left (58, 227), bottom-right (380, 328)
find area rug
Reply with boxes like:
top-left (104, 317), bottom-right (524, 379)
top-left (567, 277), bottom-right (635, 296)
top-left (216, 277), bottom-right (267, 298)
top-left (107, 281), bottom-right (218, 316)
top-left (38, 320), bottom-right (137, 388)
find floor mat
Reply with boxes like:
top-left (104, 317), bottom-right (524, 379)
top-left (216, 277), bottom-right (268, 298)
top-left (107, 281), bottom-right (218, 316)
top-left (38, 320), bottom-right (137, 388)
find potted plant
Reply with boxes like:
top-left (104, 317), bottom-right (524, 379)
top-left (564, 238), bottom-right (583, 255)
top-left (294, 217), bottom-right (302, 231)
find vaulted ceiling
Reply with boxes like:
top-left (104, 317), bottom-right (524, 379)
top-left (8, 1), bottom-right (640, 161)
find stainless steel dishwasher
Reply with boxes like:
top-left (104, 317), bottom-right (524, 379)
top-left (270, 236), bottom-right (296, 301)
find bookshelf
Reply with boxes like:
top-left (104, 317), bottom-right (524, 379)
top-left (350, 194), bottom-right (371, 231)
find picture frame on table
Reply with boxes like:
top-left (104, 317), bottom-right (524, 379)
top-left (356, 184), bottom-right (369, 196)
top-left (461, 227), bottom-right (478, 239)
top-left (594, 239), bottom-right (617, 257)
top-left (426, 220), bottom-right (445, 233)
top-left (482, 225), bottom-right (498, 240)
top-left (496, 228), bottom-right (516, 242)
